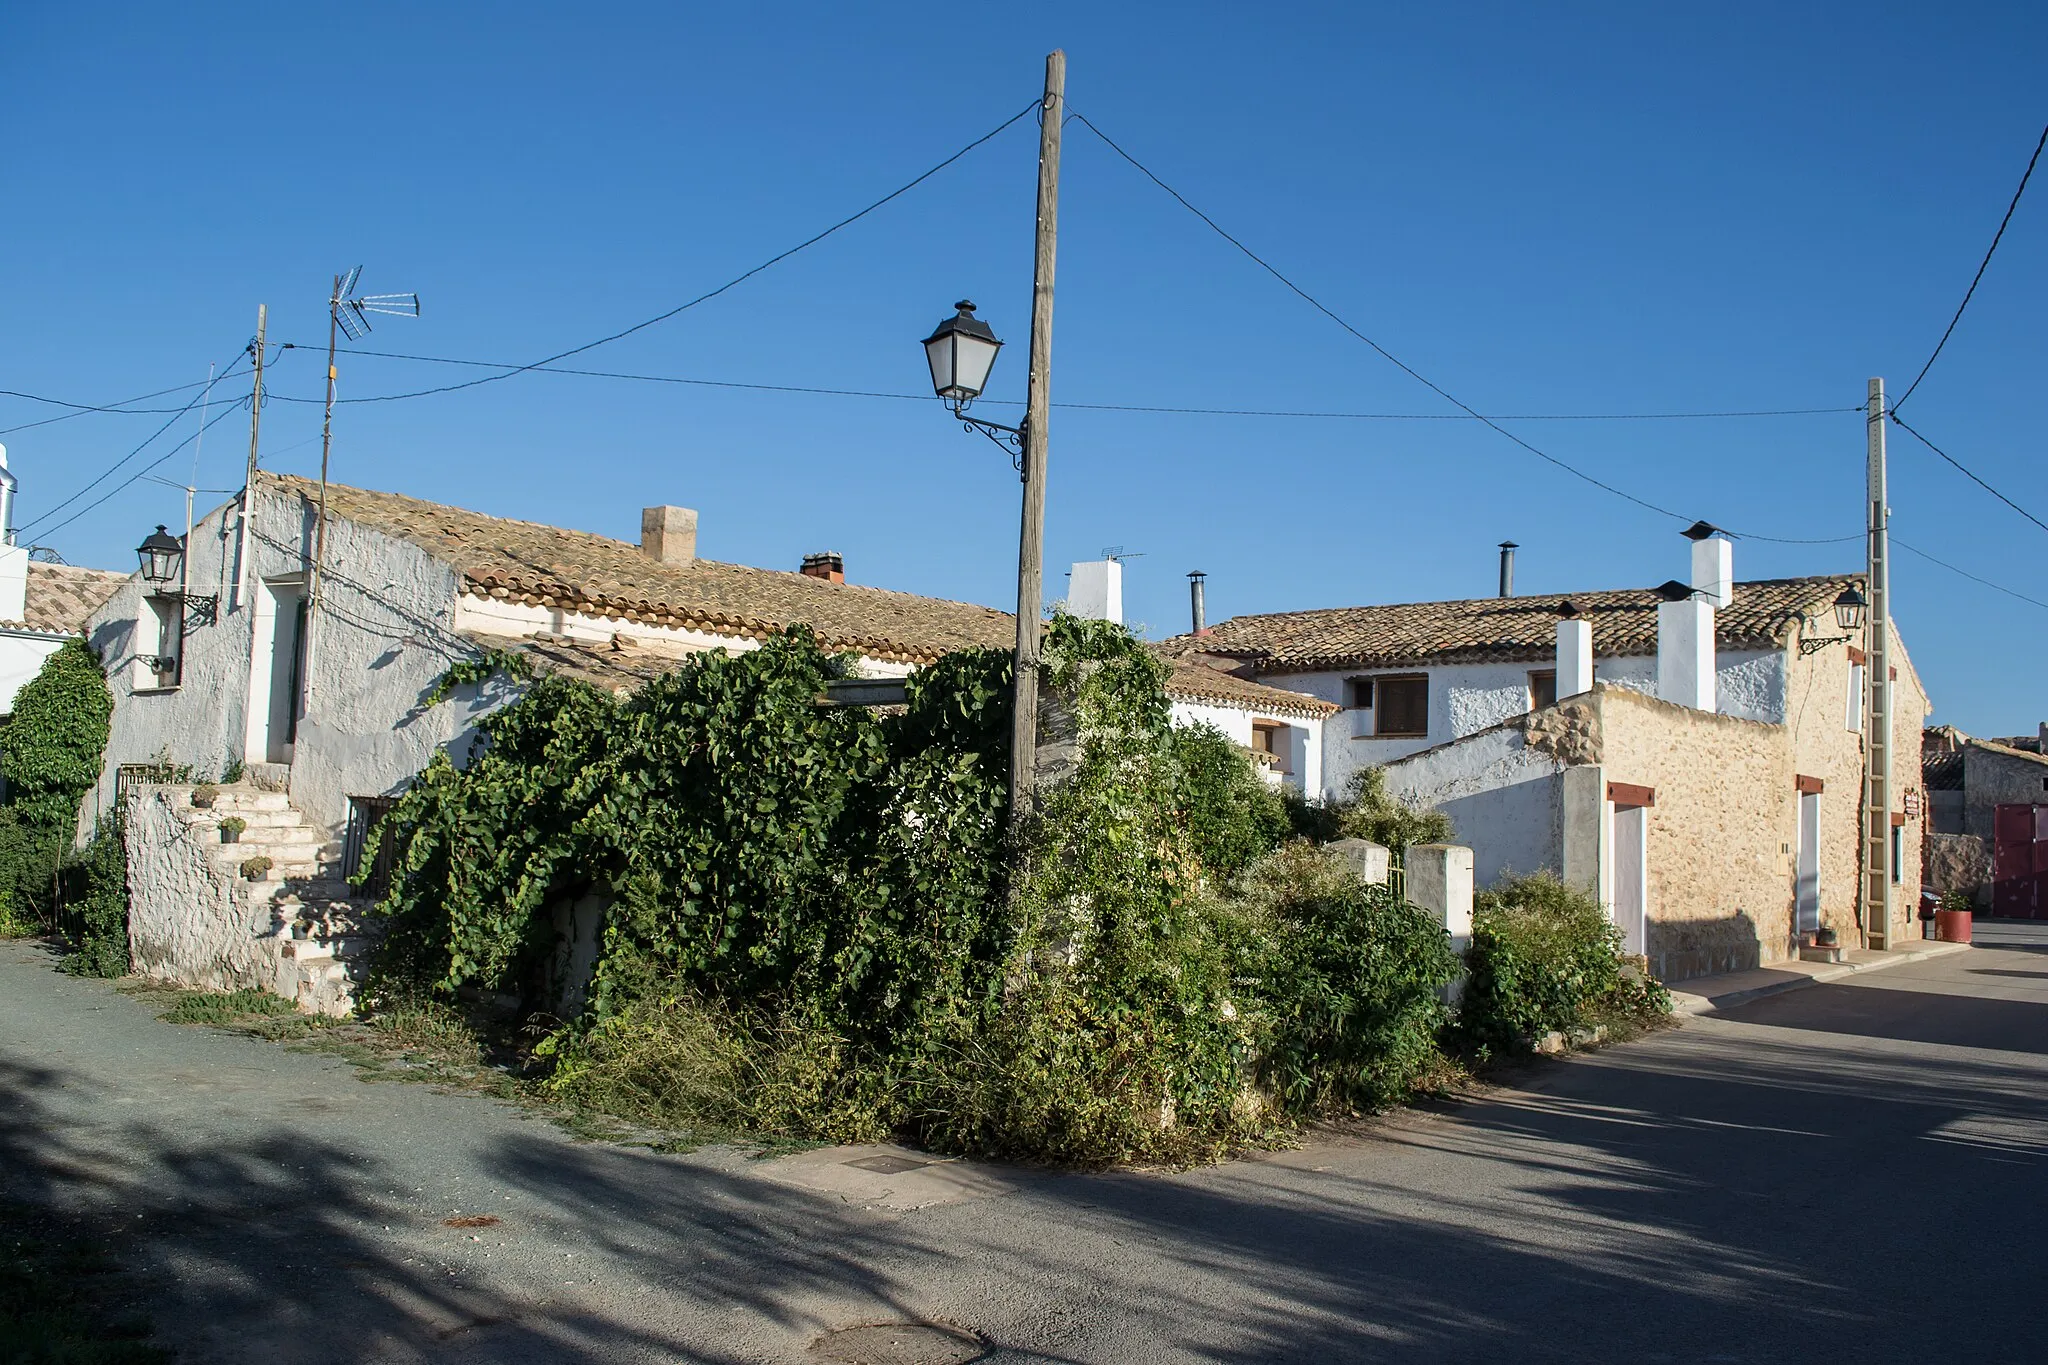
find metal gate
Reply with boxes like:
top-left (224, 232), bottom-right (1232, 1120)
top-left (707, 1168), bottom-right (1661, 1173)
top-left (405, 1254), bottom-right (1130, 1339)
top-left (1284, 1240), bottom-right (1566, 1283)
top-left (1992, 803), bottom-right (2048, 919)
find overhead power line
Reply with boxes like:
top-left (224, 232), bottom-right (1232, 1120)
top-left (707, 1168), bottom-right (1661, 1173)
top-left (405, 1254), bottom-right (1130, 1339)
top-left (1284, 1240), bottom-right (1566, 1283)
top-left (15, 355), bottom-right (249, 539)
top-left (1889, 411), bottom-right (2048, 537)
top-left (26, 398), bottom-right (251, 543)
top-left (1068, 110), bottom-right (1860, 547)
top-left (289, 101), bottom-right (1040, 409)
top-left (0, 377), bottom-right (234, 436)
top-left (1894, 535), bottom-right (2048, 613)
top-left (1893, 121), bottom-right (2048, 414)
top-left (269, 342), bottom-right (1860, 422)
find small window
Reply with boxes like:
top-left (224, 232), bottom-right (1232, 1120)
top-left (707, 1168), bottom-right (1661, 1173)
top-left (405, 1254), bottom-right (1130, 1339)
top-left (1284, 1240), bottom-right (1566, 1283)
top-left (1375, 676), bottom-right (1429, 738)
top-left (1845, 663), bottom-right (1867, 732)
top-left (133, 595), bottom-right (183, 690)
top-left (1250, 720), bottom-right (1291, 773)
top-left (1346, 677), bottom-right (1374, 737)
top-left (1529, 670), bottom-right (1558, 711)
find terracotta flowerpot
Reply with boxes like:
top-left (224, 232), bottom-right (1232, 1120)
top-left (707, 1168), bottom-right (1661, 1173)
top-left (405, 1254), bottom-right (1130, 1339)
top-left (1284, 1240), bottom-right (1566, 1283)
top-left (1935, 908), bottom-right (1973, 944)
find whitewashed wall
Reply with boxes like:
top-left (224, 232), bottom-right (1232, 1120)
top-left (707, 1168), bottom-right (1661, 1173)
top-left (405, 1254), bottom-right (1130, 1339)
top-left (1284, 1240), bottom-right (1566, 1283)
top-left (0, 630), bottom-right (68, 714)
top-left (1167, 697), bottom-right (1324, 795)
top-left (1381, 724), bottom-right (1565, 885)
top-left (1256, 648), bottom-right (1785, 801)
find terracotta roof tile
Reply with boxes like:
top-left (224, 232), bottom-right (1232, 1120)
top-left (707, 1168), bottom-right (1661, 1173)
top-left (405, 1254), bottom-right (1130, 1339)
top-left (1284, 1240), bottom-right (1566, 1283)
top-left (11, 562), bottom-right (128, 636)
top-left (1152, 647), bottom-right (1338, 718)
top-left (1170, 575), bottom-right (1865, 672)
top-left (264, 474), bottom-right (1014, 665)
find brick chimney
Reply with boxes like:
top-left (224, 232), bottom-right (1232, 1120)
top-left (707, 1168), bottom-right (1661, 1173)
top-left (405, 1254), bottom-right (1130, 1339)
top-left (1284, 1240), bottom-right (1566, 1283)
top-left (641, 506), bottom-right (697, 566)
top-left (799, 552), bottom-right (844, 584)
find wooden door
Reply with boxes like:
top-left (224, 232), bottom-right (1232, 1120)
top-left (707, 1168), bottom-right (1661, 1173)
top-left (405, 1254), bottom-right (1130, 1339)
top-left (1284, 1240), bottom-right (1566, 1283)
top-left (1993, 804), bottom-right (2044, 918)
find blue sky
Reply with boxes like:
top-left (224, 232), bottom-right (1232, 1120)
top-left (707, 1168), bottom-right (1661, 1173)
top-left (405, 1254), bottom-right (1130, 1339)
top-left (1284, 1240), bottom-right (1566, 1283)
top-left (3, 2), bottom-right (2042, 733)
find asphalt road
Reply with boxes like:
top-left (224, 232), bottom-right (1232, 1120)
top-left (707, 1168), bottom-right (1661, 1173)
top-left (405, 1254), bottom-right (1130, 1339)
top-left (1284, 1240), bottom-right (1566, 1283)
top-left (5, 924), bottom-right (2047, 1364)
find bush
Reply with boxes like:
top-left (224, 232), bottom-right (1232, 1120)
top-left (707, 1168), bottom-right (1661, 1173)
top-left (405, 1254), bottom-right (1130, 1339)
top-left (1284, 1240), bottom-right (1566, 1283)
top-left (1283, 767), bottom-right (1452, 851)
top-left (1171, 723), bottom-right (1290, 879)
top-left (1231, 842), bottom-right (1460, 1113)
top-left (1459, 871), bottom-right (1667, 1054)
top-left (0, 640), bottom-right (114, 929)
top-left (58, 825), bottom-right (130, 978)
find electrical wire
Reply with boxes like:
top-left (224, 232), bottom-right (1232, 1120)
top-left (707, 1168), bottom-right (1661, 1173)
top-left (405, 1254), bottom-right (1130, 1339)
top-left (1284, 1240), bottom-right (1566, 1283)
top-left (1894, 535), bottom-right (2048, 613)
top-left (0, 372), bottom-right (244, 436)
top-left (290, 101), bottom-right (1041, 408)
top-left (1889, 412), bottom-right (2048, 537)
top-left (1893, 121), bottom-right (2048, 414)
top-left (270, 343), bottom-right (1862, 421)
top-left (1069, 109), bottom-right (1862, 547)
top-left (14, 356), bottom-right (249, 538)
top-left (25, 399), bottom-right (251, 543)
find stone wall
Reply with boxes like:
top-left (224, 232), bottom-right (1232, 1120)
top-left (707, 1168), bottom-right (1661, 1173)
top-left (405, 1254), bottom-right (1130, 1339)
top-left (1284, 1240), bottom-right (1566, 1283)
top-left (1595, 686), bottom-right (1793, 980)
top-left (1924, 833), bottom-right (1990, 906)
top-left (126, 785), bottom-right (281, 994)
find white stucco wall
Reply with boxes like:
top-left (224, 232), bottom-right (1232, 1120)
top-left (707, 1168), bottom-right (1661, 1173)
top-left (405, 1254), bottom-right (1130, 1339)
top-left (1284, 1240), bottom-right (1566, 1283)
top-left (85, 486), bottom-right (497, 834)
top-left (1167, 698), bottom-right (1324, 795)
top-left (1381, 724), bottom-right (1565, 886)
top-left (0, 630), bottom-right (67, 715)
top-left (1256, 647), bottom-right (1786, 801)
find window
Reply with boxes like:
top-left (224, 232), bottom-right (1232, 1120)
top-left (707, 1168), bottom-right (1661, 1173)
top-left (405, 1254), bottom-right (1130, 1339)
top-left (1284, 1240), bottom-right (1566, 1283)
top-left (1346, 677), bottom-right (1374, 737)
top-left (1374, 676), bottom-right (1429, 738)
top-left (1250, 720), bottom-right (1291, 773)
top-left (1845, 663), bottom-right (1866, 732)
top-left (133, 595), bottom-right (183, 690)
top-left (1890, 823), bottom-right (1904, 885)
top-left (1528, 669), bottom-right (1558, 711)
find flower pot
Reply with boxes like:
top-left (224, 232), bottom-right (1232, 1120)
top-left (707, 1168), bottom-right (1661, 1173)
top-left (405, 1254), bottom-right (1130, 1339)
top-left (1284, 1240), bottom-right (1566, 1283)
top-left (1815, 928), bottom-right (1838, 948)
top-left (220, 829), bottom-right (240, 844)
top-left (1935, 908), bottom-right (1973, 944)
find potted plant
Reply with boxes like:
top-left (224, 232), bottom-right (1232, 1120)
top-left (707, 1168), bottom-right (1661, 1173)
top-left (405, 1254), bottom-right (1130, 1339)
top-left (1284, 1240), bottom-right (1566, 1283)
top-left (239, 855), bottom-right (273, 881)
top-left (218, 816), bottom-right (246, 845)
top-left (1935, 889), bottom-right (1973, 945)
top-left (191, 782), bottom-right (219, 810)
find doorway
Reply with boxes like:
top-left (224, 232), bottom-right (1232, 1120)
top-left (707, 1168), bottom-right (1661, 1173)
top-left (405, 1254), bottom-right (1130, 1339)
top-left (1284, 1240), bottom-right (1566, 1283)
top-left (1611, 803), bottom-right (1648, 956)
top-left (1796, 791), bottom-right (1822, 935)
top-left (247, 577), bottom-right (307, 765)
top-left (1993, 804), bottom-right (2048, 919)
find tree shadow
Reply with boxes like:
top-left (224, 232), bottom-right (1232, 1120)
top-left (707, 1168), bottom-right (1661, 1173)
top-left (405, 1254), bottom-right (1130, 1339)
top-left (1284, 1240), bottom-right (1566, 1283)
top-left (1719, 981), bottom-right (2048, 1054)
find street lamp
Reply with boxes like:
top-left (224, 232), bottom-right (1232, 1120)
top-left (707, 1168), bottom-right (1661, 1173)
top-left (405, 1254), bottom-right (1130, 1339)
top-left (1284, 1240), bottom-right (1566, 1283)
top-left (136, 525), bottom-right (182, 585)
top-left (1833, 585), bottom-right (1867, 632)
top-left (923, 301), bottom-right (1004, 409)
top-left (134, 523), bottom-right (219, 627)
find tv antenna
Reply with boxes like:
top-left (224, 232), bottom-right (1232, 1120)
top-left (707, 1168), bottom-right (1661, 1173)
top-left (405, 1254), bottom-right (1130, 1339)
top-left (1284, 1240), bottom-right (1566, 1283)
top-left (314, 266), bottom-right (419, 620)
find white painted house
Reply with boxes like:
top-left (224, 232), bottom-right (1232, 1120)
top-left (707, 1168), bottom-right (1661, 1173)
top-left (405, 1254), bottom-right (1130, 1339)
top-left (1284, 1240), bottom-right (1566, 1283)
top-left (0, 446), bottom-right (127, 713)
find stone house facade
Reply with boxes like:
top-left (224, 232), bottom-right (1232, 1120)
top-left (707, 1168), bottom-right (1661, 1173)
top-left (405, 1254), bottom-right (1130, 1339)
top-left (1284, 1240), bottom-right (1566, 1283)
top-left (1922, 725), bottom-right (2048, 911)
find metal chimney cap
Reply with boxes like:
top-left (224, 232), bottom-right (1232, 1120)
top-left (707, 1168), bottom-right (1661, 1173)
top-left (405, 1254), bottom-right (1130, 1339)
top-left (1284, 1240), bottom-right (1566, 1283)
top-left (1655, 579), bottom-right (1699, 602)
top-left (1186, 569), bottom-right (1206, 580)
top-left (1681, 520), bottom-right (1724, 541)
top-left (1498, 540), bottom-right (1519, 550)
top-left (1557, 599), bottom-right (1582, 619)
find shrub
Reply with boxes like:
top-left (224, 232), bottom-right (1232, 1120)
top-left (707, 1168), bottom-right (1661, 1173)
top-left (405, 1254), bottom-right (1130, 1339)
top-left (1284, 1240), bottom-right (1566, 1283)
top-left (1171, 723), bottom-right (1290, 879)
top-left (1459, 871), bottom-right (1667, 1054)
top-left (0, 893), bottom-right (37, 938)
top-left (1282, 767), bottom-right (1452, 851)
top-left (1230, 842), bottom-right (1460, 1113)
top-left (0, 640), bottom-right (114, 929)
top-left (58, 824), bottom-right (130, 978)
top-left (1938, 888), bottom-right (1972, 914)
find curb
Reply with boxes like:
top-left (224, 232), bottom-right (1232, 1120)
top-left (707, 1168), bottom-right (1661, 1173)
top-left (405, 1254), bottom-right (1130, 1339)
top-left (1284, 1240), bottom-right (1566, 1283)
top-left (1671, 939), bottom-right (1971, 1016)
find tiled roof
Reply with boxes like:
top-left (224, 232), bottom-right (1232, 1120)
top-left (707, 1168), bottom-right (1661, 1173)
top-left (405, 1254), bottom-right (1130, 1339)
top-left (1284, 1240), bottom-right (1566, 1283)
top-left (1923, 747), bottom-right (1965, 791)
top-left (1156, 650), bottom-right (1339, 719)
top-left (1170, 575), bottom-right (1866, 672)
top-left (10, 562), bottom-right (128, 636)
top-left (264, 474), bottom-right (1014, 665)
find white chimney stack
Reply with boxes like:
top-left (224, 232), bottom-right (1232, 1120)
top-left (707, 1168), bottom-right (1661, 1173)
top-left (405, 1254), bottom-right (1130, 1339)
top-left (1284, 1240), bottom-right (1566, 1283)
top-left (1555, 602), bottom-right (1593, 700)
top-left (1656, 583), bottom-right (1715, 711)
top-left (1068, 558), bottom-right (1123, 625)
top-left (0, 446), bottom-right (24, 625)
top-left (1685, 520), bottom-right (1733, 609)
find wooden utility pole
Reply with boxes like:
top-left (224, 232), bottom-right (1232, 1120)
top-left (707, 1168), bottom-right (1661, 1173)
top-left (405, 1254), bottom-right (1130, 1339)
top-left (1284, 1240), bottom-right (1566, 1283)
top-left (313, 276), bottom-right (341, 615)
top-left (235, 305), bottom-right (266, 611)
top-left (1009, 49), bottom-right (1064, 825)
top-left (1862, 376), bottom-right (1894, 950)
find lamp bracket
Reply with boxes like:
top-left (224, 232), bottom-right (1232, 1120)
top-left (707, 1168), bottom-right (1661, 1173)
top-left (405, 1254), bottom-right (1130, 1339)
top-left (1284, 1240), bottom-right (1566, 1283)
top-left (154, 590), bottom-right (220, 629)
top-left (947, 400), bottom-right (1027, 478)
top-left (1798, 633), bottom-right (1853, 658)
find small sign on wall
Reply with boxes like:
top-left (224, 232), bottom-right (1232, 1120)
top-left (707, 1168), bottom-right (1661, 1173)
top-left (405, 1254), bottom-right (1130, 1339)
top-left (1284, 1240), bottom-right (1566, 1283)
top-left (1903, 789), bottom-right (1923, 819)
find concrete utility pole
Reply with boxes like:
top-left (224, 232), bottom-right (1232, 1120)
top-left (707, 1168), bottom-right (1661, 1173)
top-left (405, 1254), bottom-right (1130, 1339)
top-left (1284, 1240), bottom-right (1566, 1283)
top-left (1009, 49), bottom-right (1063, 825)
top-left (235, 304), bottom-right (266, 611)
top-left (1863, 376), bottom-right (1893, 950)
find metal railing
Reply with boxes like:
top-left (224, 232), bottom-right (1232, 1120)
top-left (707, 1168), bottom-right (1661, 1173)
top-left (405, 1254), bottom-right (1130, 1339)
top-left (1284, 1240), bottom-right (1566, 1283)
top-left (343, 796), bottom-right (401, 901)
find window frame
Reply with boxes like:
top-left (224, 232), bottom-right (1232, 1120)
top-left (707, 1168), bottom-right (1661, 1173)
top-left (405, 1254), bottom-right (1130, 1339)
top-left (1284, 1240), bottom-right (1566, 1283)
top-left (133, 593), bottom-right (185, 692)
top-left (1370, 674), bottom-right (1430, 739)
top-left (1528, 669), bottom-right (1558, 712)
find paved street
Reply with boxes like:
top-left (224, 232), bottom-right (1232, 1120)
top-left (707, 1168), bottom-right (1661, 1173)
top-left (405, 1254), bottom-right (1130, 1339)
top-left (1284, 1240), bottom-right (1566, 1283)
top-left (6, 926), bottom-right (2047, 1364)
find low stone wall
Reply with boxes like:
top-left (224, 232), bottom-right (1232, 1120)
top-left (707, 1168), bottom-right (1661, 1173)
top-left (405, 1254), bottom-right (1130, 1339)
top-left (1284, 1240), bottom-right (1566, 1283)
top-left (126, 785), bottom-right (282, 995)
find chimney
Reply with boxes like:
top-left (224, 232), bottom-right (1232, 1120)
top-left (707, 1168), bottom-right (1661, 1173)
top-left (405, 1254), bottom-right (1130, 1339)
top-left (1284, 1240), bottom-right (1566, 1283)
top-left (0, 446), bottom-right (24, 624)
top-left (1655, 579), bottom-right (1715, 711)
top-left (640, 505), bottom-right (697, 566)
top-left (1555, 600), bottom-right (1592, 700)
top-left (1068, 558), bottom-right (1123, 625)
top-left (1498, 542), bottom-right (1518, 598)
top-left (1188, 570), bottom-right (1208, 635)
top-left (799, 552), bottom-right (844, 584)
top-left (1684, 521), bottom-right (1733, 608)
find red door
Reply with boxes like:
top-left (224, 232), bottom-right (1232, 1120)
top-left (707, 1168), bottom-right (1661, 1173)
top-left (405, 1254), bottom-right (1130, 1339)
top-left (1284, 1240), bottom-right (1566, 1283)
top-left (1993, 804), bottom-right (2048, 918)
